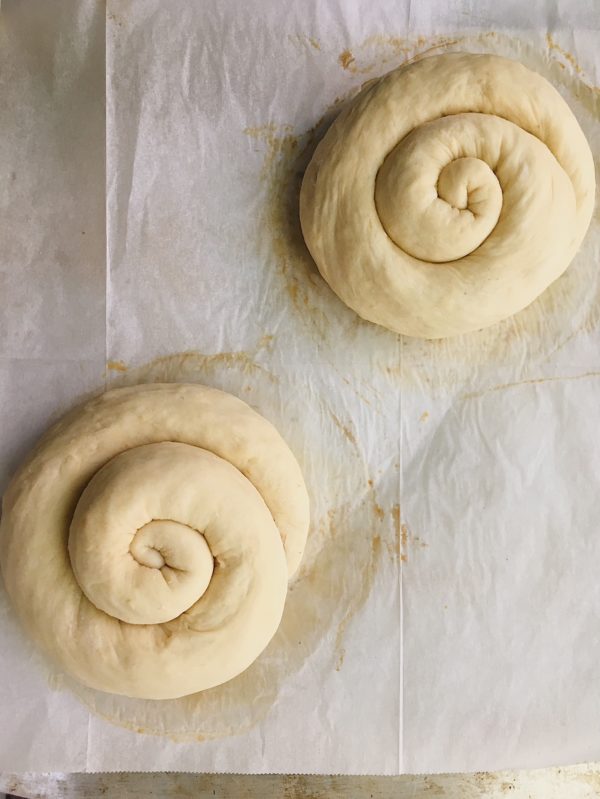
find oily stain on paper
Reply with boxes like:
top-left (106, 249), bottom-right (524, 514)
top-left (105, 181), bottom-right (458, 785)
top-left (461, 368), bottom-right (600, 403)
top-left (248, 31), bottom-right (600, 394)
top-left (50, 348), bottom-right (399, 741)
top-left (107, 338), bottom-right (278, 387)
top-left (106, 359), bottom-right (128, 373)
top-left (390, 508), bottom-right (428, 565)
top-left (245, 102), bottom-right (382, 348)
top-left (336, 34), bottom-right (462, 76)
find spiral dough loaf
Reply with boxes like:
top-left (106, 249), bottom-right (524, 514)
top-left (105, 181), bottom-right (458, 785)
top-left (300, 53), bottom-right (595, 338)
top-left (0, 384), bottom-right (310, 699)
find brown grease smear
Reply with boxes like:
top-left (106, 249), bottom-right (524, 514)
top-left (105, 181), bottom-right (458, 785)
top-left (328, 410), bottom-right (358, 447)
top-left (341, 376), bottom-right (375, 408)
top-left (547, 34), bottom-right (586, 77)
top-left (337, 34), bottom-right (462, 75)
top-left (462, 369), bottom-right (600, 402)
top-left (287, 34), bottom-right (321, 52)
top-left (389, 506), bottom-right (427, 563)
top-left (245, 124), bottom-right (298, 180)
top-left (338, 49), bottom-right (355, 70)
top-left (473, 772), bottom-right (515, 793)
top-left (106, 360), bottom-right (128, 373)
top-left (249, 31), bottom-right (600, 395)
top-left (107, 337), bottom-right (277, 390)
top-left (50, 352), bottom-right (389, 740)
top-left (391, 504), bottom-right (401, 541)
top-left (419, 411), bottom-right (429, 423)
top-left (399, 523), bottom-right (427, 564)
top-left (246, 96), bottom-right (380, 347)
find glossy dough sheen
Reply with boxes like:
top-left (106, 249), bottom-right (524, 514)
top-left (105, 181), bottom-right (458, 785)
top-left (300, 53), bottom-right (595, 338)
top-left (0, 384), bottom-right (310, 699)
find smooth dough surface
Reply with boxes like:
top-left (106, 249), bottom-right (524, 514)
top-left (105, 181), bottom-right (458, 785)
top-left (300, 52), bottom-right (595, 338)
top-left (0, 383), bottom-right (310, 699)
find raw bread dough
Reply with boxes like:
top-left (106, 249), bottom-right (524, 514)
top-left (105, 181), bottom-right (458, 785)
top-left (300, 53), bottom-right (595, 338)
top-left (0, 383), bottom-right (310, 699)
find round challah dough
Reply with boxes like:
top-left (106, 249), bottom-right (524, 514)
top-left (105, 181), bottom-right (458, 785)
top-left (300, 53), bottom-right (595, 338)
top-left (0, 383), bottom-right (310, 699)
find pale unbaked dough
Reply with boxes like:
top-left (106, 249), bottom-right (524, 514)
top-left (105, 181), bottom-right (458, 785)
top-left (0, 383), bottom-right (310, 699)
top-left (300, 53), bottom-right (595, 338)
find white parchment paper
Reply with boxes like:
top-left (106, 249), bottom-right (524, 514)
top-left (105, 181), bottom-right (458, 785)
top-left (0, 0), bottom-right (599, 774)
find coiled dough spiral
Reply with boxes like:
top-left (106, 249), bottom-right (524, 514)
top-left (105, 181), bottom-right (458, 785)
top-left (300, 53), bottom-right (595, 338)
top-left (0, 384), bottom-right (310, 699)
